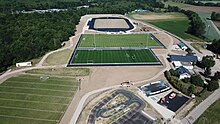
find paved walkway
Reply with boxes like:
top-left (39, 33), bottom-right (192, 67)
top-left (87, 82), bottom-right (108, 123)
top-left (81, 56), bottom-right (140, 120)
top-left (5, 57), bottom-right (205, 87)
top-left (181, 87), bottom-right (220, 124)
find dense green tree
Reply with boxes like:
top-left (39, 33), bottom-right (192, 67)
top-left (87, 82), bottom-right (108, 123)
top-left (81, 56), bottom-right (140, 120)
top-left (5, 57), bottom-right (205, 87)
top-left (214, 71), bottom-right (220, 80)
top-left (207, 40), bottom-right (220, 54)
top-left (187, 15), bottom-right (206, 37)
top-left (191, 75), bottom-right (204, 87)
top-left (207, 80), bottom-right (219, 91)
top-left (201, 56), bottom-right (215, 70)
top-left (169, 69), bottom-right (180, 78)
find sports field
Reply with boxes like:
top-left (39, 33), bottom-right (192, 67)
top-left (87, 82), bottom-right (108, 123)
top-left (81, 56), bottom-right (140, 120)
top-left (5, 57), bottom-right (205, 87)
top-left (0, 75), bottom-right (79, 124)
top-left (79, 34), bottom-right (161, 48)
top-left (71, 49), bottom-right (159, 64)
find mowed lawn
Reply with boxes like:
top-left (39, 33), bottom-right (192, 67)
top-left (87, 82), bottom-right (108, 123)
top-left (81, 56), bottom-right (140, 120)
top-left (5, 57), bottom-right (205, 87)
top-left (0, 75), bottom-right (79, 124)
top-left (79, 34), bottom-right (161, 48)
top-left (149, 20), bottom-right (194, 40)
top-left (72, 49), bottom-right (158, 64)
top-left (194, 99), bottom-right (220, 124)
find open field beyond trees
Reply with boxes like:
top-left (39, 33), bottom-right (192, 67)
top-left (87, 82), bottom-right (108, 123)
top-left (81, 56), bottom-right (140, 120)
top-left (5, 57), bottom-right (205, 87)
top-left (0, 74), bottom-right (79, 124)
top-left (198, 12), bottom-right (220, 40)
top-left (129, 12), bottom-right (197, 40)
top-left (194, 99), bottom-right (220, 124)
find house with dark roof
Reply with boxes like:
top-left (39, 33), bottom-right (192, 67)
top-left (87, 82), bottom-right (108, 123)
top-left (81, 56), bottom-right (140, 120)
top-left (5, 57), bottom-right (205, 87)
top-left (169, 55), bottom-right (198, 63)
top-left (176, 66), bottom-right (192, 79)
top-left (169, 55), bottom-right (198, 69)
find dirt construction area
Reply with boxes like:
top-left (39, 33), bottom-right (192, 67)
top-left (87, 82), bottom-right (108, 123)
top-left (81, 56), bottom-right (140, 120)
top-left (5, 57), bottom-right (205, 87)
top-left (94, 19), bottom-right (129, 28)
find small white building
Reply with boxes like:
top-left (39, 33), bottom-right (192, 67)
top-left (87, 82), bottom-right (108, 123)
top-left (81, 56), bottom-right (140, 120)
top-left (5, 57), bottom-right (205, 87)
top-left (16, 62), bottom-right (32, 67)
top-left (178, 41), bottom-right (188, 51)
top-left (173, 61), bottom-right (193, 70)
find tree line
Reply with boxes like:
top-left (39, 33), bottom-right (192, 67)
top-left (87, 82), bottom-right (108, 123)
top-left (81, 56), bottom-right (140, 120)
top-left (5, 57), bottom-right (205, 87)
top-left (211, 12), bottom-right (220, 21)
top-left (166, 5), bottom-right (206, 38)
top-left (0, 0), bottom-right (163, 72)
top-left (185, 0), bottom-right (220, 7)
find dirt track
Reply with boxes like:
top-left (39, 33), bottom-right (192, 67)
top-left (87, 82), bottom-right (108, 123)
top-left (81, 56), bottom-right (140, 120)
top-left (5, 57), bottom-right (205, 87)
top-left (94, 19), bottom-right (129, 28)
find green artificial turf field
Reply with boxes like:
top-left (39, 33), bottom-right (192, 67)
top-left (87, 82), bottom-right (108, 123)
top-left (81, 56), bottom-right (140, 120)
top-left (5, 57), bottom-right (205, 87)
top-left (72, 49), bottom-right (158, 64)
top-left (0, 75), bottom-right (79, 124)
top-left (79, 34), bottom-right (161, 48)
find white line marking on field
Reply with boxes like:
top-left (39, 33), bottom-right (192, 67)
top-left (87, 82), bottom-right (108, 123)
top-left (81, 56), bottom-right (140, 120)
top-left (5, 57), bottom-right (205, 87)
top-left (0, 115), bottom-right (58, 122)
top-left (0, 91), bottom-right (73, 98)
top-left (0, 86), bottom-right (74, 92)
top-left (0, 106), bottom-right (62, 113)
top-left (0, 98), bottom-right (68, 105)
top-left (5, 80), bottom-right (77, 87)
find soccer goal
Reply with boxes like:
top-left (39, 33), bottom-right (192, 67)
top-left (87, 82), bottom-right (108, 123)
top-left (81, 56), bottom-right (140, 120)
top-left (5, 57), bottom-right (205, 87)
top-left (87, 60), bottom-right (94, 64)
top-left (40, 76), bottom-right (49, 81)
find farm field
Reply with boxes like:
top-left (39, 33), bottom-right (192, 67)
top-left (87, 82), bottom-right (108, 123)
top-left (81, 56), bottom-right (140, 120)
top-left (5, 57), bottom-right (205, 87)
top-left (149, 20), bottom-right (194, 40)
top-left (198, 12), bottom-right (220, 40)
top-left (129, 12), bottom-right (197, 40)
top-left (194, 99), bottom-right (220, 124)
top-left (0, 74), bottom-right (79, 124)
top-left (71, 49), bottom-right (159, 64)
top-left (79, 34), bottom-right (161, 48)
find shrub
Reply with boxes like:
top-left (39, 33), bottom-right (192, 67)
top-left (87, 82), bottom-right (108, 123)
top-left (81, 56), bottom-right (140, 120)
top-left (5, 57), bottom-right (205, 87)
top-left (191, 75), bottom-right (204, 87)
top-left (169, 69), bottom-right (180, 78)
top-left (207, 80), bottom-right (219, 91)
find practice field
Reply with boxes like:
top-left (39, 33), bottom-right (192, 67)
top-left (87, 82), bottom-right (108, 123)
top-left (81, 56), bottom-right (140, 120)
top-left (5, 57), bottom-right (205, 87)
top-left (0, 75), bottom-right (79, 124)
top-left (71, 49), bottom-right (160, 65)
top-left (79, 34), bottom-right (162, 48)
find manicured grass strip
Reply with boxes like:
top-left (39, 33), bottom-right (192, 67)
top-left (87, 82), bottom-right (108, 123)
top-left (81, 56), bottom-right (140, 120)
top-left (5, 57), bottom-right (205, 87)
top-left (0, 87), bottom-right (75, 97)
top-left (0, 93), bottom-right (71, 104)
top-left (25, 68), bottom-right (90, 76)
top-left (0, 107), bottom-right (61, 120)
top-left (79, 34), bottom-right (161, 47)
top-left (0, 115), bottom-right (56, 124)
top-left (7, 75), bottom-right (79, 85)
top-left (0, 100), bottom-right (67, 111)
top-left (72, 49), bottom-right (158, 64)
top-left (1, 81), bottom-right (77, 91)
top-left (0, 75), bottom-right (79, 124)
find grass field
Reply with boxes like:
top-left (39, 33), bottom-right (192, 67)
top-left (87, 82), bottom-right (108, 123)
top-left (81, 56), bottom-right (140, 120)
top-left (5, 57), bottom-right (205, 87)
top-left (198, 12), bottom-right (220, 40)
top-left (149, 20), bottom-right (196, 40)
top-left (26, 68), bottom-right (90, 77)
top-left (0, 74), bottom-right (79, 124)
top-left (129, 12), bottom-right (197, 40)
top-left (72, 49), bottom-right (158, 64)
top-left (43, 49), bottom-right (72, 66)
top-left (79, 34), bottom-right (161, 48)
top-left (194, 99), bottom-right (220, 124)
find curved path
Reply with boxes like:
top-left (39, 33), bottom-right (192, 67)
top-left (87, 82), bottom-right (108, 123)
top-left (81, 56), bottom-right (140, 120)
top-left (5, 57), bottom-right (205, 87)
top-left (37, 33), bottom-right (80, 67)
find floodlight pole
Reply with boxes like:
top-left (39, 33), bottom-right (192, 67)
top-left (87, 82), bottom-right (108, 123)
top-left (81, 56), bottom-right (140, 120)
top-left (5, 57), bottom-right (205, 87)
top-left (94, 32), bottom-right (96, 48)
top-left (147, 34), bottom-right (149, 48)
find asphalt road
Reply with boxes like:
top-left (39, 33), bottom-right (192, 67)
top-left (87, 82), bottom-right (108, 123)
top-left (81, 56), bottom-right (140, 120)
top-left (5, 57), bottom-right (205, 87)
top-left (181, 87), bottom-right (220, 124)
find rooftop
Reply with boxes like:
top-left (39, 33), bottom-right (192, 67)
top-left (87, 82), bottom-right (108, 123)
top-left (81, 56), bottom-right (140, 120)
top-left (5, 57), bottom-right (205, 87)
top-left (176, 66), bottom-right (191, 75)
top-left (169, 55), bottom-right (198, 62)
